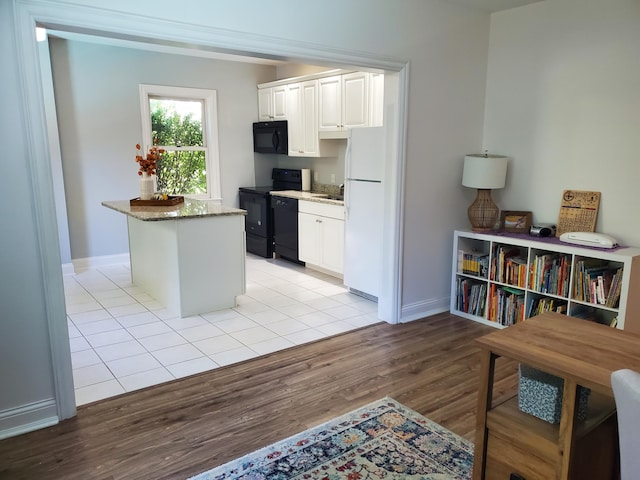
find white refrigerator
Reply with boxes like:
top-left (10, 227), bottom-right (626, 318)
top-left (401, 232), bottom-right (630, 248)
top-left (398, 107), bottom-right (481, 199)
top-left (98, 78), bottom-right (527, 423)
top-left (344, 127), bottom-right (385, 299)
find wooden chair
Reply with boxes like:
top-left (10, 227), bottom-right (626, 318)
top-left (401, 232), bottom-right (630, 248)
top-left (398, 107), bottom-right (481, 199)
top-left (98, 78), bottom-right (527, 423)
top-left (611, 369), bottom-right (640, 480)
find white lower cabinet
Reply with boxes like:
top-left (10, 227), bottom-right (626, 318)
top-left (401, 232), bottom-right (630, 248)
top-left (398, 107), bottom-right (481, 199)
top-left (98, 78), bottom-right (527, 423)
top-left (299, 200), bottom-right (345, 275)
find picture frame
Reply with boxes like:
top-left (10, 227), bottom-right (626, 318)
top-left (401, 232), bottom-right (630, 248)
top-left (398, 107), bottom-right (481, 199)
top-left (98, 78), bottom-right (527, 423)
top-left (501, 210), bottom-right (533, 233)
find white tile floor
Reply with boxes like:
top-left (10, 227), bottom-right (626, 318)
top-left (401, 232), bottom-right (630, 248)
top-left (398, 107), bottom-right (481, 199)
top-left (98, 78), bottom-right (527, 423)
top-left (65, 254), bottom-right (379, 406)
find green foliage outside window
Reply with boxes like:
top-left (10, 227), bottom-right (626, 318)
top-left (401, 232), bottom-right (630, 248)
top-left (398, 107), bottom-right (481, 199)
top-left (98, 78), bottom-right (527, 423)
top-left (150, 102), bottom-right (207, 195)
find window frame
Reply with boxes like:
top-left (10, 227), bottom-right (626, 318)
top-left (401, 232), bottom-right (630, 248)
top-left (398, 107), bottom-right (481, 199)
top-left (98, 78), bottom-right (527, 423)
top-left (139, 84), bottom-right (222, 201)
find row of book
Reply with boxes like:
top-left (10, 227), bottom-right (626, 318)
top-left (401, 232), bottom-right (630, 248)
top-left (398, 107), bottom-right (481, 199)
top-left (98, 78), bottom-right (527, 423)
top-left (455, 278), bottom-right (487, 316)
top-left (573, 260), bottom-right (623, 308)
top-left (529, 253), bottom-right (571, 297)
top-left (456, 282), bottom-right (619, 327)
top-left (526, 297), bottom-right (567, 319)
top-left (487, 284), bottom-right (525, 326)
top-left (490, 246), bottom-right (527, 287)
top-left (457, 250), bottom-right (489, 278)
top-left (463, 249), bottom-right (623, 309)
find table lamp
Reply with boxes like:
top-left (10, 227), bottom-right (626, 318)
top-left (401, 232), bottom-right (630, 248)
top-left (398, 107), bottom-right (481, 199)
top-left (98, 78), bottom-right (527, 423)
top-left (462, 153), bottom-right (508, 232)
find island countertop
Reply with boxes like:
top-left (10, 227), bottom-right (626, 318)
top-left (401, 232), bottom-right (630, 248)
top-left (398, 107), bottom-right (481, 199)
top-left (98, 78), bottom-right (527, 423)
top-left (102, 198), bottom-right (246, 221)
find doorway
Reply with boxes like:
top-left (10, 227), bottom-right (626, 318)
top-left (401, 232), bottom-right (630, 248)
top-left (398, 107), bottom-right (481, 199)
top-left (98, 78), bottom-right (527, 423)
top-left (18, 4), bottom-right (408, 420)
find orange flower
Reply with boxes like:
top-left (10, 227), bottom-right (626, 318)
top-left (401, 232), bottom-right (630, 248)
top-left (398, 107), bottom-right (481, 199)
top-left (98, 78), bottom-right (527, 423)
top-left (135, 144), bottom-right (162, 176)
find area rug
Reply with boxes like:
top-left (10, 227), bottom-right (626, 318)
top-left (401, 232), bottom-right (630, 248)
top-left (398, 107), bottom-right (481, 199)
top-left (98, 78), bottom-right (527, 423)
top-left (188, 397), bottom-right (473, 480)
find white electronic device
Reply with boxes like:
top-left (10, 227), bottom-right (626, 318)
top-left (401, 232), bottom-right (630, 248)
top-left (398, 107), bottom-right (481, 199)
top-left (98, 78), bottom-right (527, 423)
top-left (559, 231), bottom-right (619, 249)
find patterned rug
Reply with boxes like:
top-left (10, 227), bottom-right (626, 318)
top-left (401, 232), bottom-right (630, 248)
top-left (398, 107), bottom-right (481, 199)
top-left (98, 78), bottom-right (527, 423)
top-left (188, 397), bottom-right (474, 480)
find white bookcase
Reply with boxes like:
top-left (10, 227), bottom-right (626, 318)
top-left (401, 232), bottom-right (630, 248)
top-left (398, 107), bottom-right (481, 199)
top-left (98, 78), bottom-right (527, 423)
top-left (450, 230), bottom-right (640, 333)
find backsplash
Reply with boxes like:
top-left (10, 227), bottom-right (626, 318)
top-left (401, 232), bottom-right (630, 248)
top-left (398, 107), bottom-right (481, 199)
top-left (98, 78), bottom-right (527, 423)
top-left (313, 182), bottom-right (342, 195)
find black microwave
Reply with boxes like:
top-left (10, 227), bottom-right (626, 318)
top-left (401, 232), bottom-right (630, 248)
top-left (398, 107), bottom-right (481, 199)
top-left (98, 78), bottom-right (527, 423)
top-left (253, 120), bottom-right (288, 155)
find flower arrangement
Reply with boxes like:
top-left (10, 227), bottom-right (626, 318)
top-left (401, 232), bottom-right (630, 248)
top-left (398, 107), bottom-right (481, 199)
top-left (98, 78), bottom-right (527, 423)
top-left (135, 143), bottom-right (164, 176)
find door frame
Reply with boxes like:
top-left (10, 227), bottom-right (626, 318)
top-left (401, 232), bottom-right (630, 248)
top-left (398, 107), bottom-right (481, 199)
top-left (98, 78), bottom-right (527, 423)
top-left (13, 0), bottom-right (409, 420)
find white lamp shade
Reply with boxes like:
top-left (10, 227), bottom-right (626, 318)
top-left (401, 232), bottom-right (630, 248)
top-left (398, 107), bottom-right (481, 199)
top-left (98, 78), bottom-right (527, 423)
top-left (462, 154), bottom-right (508, 189)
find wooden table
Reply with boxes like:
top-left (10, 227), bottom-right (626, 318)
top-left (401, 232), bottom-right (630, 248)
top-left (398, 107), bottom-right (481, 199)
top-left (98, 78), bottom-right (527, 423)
top-left (473, 312), bottom-right (640, 480)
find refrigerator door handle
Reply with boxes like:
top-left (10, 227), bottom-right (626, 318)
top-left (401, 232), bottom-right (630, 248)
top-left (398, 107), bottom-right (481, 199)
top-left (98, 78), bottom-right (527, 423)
top-left (345, 178), bottom-right (382, 183)
top-left (345, 136), bottom-right (353, 179)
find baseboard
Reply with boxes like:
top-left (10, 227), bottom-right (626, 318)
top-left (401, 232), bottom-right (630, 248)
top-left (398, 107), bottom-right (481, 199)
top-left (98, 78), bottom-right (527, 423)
top-left (301, 262), bottom-right (343, 280)
top-left (400, 296), bottom-right (450, 323)
top-left (0, 399), bottom-right (59, 440)
top-left (70, 253), bottom-right (130, 273)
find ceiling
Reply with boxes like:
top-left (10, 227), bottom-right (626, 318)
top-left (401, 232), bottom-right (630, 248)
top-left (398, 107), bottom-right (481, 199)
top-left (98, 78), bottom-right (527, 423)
top-left (441, 0), bottom-right (544, 13)
top-left (44, 1), bottom-right (545, 65)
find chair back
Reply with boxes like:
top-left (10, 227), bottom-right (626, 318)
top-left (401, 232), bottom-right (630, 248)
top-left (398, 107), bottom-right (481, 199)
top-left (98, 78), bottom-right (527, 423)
top-left (611, 369), bottom-right (640, 480)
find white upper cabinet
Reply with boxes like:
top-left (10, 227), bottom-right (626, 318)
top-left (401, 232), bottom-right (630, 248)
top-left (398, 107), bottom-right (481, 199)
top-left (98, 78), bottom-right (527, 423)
top-left (369, 73), bottom-right (384, 127)
top-left (319, 72), bottom-right (372, 136)
top-left (301, 81), bottom-right (319, 156)
top-left (257, 85), bottom-right (287, 121)
top-left (342, 72), bottom-right (369, 129)
top-left (257, 69), bottom-right (382, 154)
top-left (318, 75), bottom-right (342, 131)
top-left (258, 88), bottom-right (272, 121)
top-left (273, 85), bottom-right (287, 119)
top-left (286, 80), bottom-right (333, 157)
top-left (286, 82), bottom-right (303, 154)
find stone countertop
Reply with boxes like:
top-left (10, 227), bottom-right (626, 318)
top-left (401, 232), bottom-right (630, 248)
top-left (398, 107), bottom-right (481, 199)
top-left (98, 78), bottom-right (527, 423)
top-left (102, 198), bottom-right (246, 221)
top-left (270, 190), bottom-right (344, 206)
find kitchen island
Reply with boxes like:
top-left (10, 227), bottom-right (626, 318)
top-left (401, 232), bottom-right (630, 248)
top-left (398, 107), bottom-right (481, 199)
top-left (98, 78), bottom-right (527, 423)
top-left (102, 198), bottom-right (246, 317)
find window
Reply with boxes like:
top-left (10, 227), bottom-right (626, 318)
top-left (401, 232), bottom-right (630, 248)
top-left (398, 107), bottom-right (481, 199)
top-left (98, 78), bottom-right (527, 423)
top-left (139, 85), bottom-right (221, 200)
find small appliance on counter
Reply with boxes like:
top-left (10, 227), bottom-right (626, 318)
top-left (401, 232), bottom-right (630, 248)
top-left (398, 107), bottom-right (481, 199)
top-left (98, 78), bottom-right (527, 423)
top-left (239, 168), bottom-right (303, 258)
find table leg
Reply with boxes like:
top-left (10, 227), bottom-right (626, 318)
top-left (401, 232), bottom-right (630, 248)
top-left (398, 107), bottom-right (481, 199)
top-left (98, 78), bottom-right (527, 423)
top-left (472, 350), bottom-right (496, 480)
top-left (557, 378), bottom-right (579, 479)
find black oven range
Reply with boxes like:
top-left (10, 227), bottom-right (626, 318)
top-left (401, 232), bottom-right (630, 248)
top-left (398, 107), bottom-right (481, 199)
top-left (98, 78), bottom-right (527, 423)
top-left (239, 168), bottom-right (303, 260)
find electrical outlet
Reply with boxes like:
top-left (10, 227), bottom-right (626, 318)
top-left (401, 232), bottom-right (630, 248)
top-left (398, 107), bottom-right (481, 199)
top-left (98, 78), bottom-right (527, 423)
top-left (331, 174), bottom-right (336, 183)
top-left (314, 172), bottom-right (319, 182)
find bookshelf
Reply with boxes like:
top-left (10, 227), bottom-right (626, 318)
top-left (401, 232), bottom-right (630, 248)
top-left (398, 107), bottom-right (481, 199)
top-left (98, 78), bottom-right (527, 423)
top-left (451, 230), bottom-right (640, 332)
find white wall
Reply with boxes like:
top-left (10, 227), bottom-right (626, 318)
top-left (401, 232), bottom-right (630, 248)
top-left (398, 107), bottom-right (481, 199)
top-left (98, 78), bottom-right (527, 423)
top-left (483, 0), bottom-right (640, 245)
top-left (0, 0), bottom-right (61, 436)
top-left (49, 38), bottom-right (276, 258)
top-left (3, 0), bottom-right (490, 437)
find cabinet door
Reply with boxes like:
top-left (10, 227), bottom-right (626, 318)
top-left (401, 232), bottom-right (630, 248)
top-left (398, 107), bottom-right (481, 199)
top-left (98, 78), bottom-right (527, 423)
top-left (342, 72), bottom-right (369, 129)
top-left (272, 85), bottom-right (287, 120)
top-left (322, 217), bottom-right (345, 274)
top-left (318, 75), bottom-right (342, 132)
top-left (369, 73), bottom-right (384, 126)
top-left (286, 83), bottom-right (304, 155)
top-left (298, 212), bottom-right (321, 265)
top-left (258, 87), bottom-right (273, 121)
top-left (301, 80), bottom-right (319, 156)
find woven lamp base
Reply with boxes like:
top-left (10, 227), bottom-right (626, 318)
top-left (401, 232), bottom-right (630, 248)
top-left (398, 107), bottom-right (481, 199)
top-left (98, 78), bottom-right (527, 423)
top-left (468, 189), bottom-right (499, 232)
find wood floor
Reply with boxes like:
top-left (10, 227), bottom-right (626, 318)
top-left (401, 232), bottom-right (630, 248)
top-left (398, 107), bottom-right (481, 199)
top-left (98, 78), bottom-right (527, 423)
top-left (0, 313), bottom-right (518, 480)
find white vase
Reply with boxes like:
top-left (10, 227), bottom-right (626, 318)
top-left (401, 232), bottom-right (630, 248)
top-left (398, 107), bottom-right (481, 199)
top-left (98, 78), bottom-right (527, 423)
top-left (139, 172), bottom-right (154, 200)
